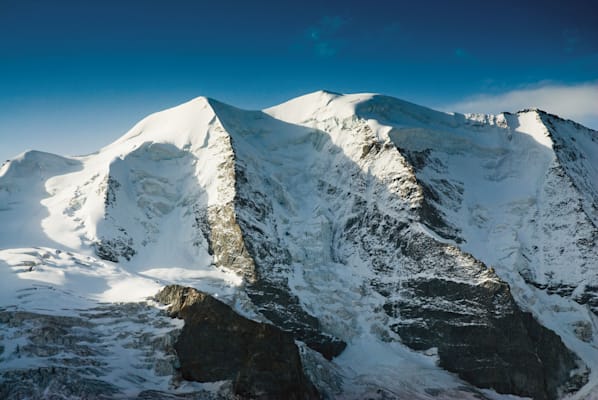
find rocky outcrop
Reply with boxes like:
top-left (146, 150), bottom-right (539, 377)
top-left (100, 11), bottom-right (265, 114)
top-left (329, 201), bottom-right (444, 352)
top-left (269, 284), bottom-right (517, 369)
top-left (391, 277), bottom-right (585, 400)
top-left (207, 202), bottom-right (257, 282)
top-left (155, 285), bottom-right (320, 400)
top-left (245, 280), bottom-right (347, 360)
top-left (94, 236), bottom-right (136, 262)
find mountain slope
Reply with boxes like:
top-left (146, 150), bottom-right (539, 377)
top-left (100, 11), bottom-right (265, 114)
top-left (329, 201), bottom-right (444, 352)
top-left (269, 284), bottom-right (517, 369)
top-left (0, 91), bottom-right (597, 399)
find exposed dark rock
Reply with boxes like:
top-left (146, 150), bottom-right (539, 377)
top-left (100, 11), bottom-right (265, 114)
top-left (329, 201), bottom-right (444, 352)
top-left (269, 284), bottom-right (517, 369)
top-left (419, 185), bottom-right (463, 243)
top-left (104, 175), bottom-right (121, 208)
top-left (400, 148), bottom-right (432, 172)
top-left (207, 203), bottom-right (257, 282)
top-left (400, 148), bottom-right (463, 243)
top-left (572, 320), bottom-right (593, 342)
top-left (576, 285), bottom-right (598, 315)
top-left (525, 279), bottom-right (577, 297)
top-left (522, 266), bottom-right (598, 317)
top-left (94, 236), bottom-right (136, 262)
top-left (246, 281), bottom-right (347, 360)
top-left (155, 285), bottom-right (320, 400)
top-left (390, 277), bottom-right (586, 400)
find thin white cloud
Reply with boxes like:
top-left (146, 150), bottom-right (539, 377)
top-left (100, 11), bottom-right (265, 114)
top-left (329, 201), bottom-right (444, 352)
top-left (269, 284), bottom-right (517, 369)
top-left (444, 82), bottom-right (598, 130)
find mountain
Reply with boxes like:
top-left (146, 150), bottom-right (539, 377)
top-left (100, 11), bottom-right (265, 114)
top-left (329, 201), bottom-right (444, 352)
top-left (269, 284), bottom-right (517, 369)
top-left (1, 91), bottom-right (597, 399)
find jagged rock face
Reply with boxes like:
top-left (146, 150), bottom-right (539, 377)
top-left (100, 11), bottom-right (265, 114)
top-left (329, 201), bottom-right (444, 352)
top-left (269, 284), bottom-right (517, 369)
top-left (1, 92), bottom-right (597, 399)
top-left (538, 113), bottom-right (598, 313)
top-left (392, 278), bottom-right (580, 399)
top-left (156, 285), bottom-right (320, 400)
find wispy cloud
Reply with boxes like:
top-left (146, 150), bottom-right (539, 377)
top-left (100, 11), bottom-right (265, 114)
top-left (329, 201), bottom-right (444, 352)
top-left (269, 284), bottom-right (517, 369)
top-left (443, 82), bottom-right (598, 129)
top-left (305, 15), bottom-right (349, 57)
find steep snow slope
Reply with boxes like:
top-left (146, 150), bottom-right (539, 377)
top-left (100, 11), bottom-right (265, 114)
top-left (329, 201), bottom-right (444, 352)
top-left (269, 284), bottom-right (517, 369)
top-left (0, 91), bottom-right (597, 399)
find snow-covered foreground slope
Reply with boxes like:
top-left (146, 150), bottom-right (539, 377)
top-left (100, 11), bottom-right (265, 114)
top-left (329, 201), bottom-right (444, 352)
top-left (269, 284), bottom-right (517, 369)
top-left (1, 91), bottom-right (597, 399)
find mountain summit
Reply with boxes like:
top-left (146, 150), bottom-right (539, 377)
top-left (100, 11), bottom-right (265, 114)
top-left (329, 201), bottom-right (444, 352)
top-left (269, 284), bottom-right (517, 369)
top-left (1, 92), bottom-right (597, 399)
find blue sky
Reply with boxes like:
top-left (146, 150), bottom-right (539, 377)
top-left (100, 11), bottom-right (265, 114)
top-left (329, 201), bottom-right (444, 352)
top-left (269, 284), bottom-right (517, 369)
top-left (1, 0), bottom-right (597, 161)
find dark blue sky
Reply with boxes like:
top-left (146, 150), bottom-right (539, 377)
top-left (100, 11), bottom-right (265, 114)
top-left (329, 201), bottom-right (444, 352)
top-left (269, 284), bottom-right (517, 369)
top-left (1, 0), bottom-right (597, 160)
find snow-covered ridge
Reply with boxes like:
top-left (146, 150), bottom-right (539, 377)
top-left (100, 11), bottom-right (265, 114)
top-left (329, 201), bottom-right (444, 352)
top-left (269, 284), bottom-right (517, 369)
top-left (1, 91), bottom-right (597, 399)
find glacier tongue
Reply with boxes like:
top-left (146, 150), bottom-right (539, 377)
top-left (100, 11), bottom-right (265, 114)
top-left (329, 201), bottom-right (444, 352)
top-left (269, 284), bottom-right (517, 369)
top-left (1, 92), bottom-right (597, 399)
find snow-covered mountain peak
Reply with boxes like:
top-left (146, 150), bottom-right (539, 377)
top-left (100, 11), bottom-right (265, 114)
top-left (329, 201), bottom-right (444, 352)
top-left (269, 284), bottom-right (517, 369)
top-left (1, 92), bottom-right (598, 399)
top-left (266, 90), bottom-right (371, 123)
top-left (107, 95), bottom-right (217, 153)
top-left (0, 150), bottom-right (78, 180)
